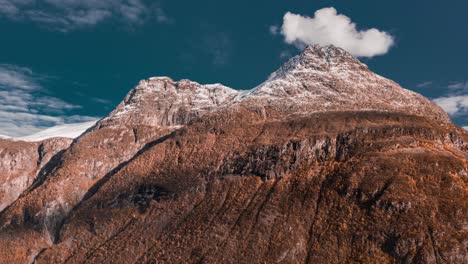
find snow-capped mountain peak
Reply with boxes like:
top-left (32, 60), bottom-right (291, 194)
top-left (99, 77), bottom-right (239, 128)
top-left (241, 45), bottom-right (450, 123)
top-left (265, 45), bottom-right (366, 83)
top-left (96, 44), bottom-right (450, 131)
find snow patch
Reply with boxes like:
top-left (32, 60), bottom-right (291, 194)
top-left (19, 121), bottom-right (98, 141)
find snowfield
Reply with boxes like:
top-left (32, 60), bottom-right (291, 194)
top-left (18, 120), bottom-right (98, 141)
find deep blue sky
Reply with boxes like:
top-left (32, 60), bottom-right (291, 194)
top-left (0, 0), bottom-right (467, 136)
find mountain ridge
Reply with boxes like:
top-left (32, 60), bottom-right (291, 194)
top-left (0, 44), bottom-right (456, 142)
top-left (104, 44), bottom-right (451, 129)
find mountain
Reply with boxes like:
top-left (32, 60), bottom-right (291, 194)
top-left (0, 45), bottom-right (466, 264)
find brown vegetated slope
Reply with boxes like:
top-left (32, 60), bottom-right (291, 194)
top-left (33, 109), bottom-right (467, 263)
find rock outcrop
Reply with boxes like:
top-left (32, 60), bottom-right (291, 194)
top-left (0, 138), bottom-right (72, 212)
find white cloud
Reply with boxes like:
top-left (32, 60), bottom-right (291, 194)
top-left (279, 50), bottom-right (292, 59)
top-left (0, 64), bottom-right (98, 137)
top-left (416, 81), bottom-right (433, 88)
top-left (154, 6), bottom-right (171, 23)
top-left (203, 32), bottom-right (232, 66)
top-left (463, 126), bottom-right (468, 131)
top-left (447, 82), bottom-right (468, 94)
top-left (448, 82), bottom-right (468, 89)
top-left (432, 81), bottom-right (468, 120)
top-left (432, 81), bottom-right (468, 129)
top-left (433, 95), bottom-right (468, 116)
top-left (0, 0), bottom-right (169, 31)
top-left (0, 64), bottom-right (42, 90)
top-left (269, 25), bottom-right (279, 35)
top-left (91, 97), bottom-right (112, 105)
top-left (280, 7), bottom-right (395, 57)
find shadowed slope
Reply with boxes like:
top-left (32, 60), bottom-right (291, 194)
top-left (37, 110), bottom-right (467, 263)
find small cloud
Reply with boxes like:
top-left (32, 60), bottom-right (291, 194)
top-left (0, 64), bottom-right (42, 90)
top-left (154, 6), bottom-right (172, 24)
top-left (432, 81), bottom-right (468, 127)
top-left (67, 9), bottom-right (112, 26)
top-left (269, 25), bottom-right (279, 35)
top-left (463, 126), bottom-right (468, 130)
top-left (279, 50), bottom-right (292, 59)
top-left (279, 7), bottom-right (395, 57)
top-left (433, 95), bottom-right (468, 116)
top-left (203, 32), bottom-right (232, 66)
top-left (0, 0), bottom-right (19, 16)
top-left (416, 81), bottom-right (433, 88)
top-left (447, 82), bottom-right (468, 95)
top-left (448, 82), bottom-right (468, 90)
top-left (92, 97), bottom-right (113, 105)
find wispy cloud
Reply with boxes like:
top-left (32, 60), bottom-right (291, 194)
top-left (279, 50), bottom-right (292, 59)
top-left (278, 7), bottom-right (394, 58)
top-left (0, 64), bottom-right (43, 90)
top-left (433, 81), bottom-right (468, 127)
top-left (447, 81), bottom-right (468, 92)
top-left (91, 97), bottom-right (113, 105)
top-left (203, 32), bottom-right (232, 66)
top-left (154, 6), bottom-right (172, 24)
top-left (416, 81), bottom-right (433, 88)
top-left (433, 95), bottom-right (468, 116)
top-left (0, 0), bottom-right (170, 31)
top-left (0, 64), bottom-right (97, 137)
top-left (269, 25), bottom-right (279, 36)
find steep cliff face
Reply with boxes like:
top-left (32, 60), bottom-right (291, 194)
top-left (0, 138), bottom-right (72, 212)
top-left (0, 45), bottom-right (466, 264)
top-left (36, 111), bottom-right (467, 264)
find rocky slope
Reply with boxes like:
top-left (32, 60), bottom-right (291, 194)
top-left (0, 138), bottom-right (72, 212)
top-left (0, 45), bottom-right (466, 264)
top-left (37, 111), bottom-right (467, 264)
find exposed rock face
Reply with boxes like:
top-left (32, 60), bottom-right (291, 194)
top-left (101, 77), bottom-right (239, 128)
top-left (37, 112), bottom-right (468, 264)
top-left (0, 45), bottom-right (466, 263)
top-left (0, 138), bottom-right (72, 212)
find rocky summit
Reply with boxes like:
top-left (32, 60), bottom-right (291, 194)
top-left (0, 45), bottom-right (466, 264)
